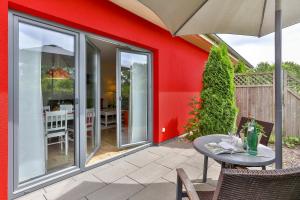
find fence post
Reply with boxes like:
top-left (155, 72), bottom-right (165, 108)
top-left (283, 71), bottom-right (288, 106)
top-left (283, 71), bottom-right (288, 137)
top-left (272, 72), bottom-right (275, 122)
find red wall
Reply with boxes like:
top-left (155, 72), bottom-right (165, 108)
top-left (0, 0), bottom-right (8, 199)
top-left (1, 0), bottom-right (208, 198)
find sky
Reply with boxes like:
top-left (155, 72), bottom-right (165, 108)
top-left (218, 23), bottom-right (300, 67)
top-left (19, 22), bottom-right (74, 52)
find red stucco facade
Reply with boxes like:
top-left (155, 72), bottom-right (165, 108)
top-left (1, 0), bottom-right (209, 198)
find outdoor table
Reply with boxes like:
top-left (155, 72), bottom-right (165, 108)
top-left (193, 134), bottom-right (275, 183)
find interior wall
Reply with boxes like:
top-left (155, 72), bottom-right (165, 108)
top-left (88, 38), bottom-right (117, 109)
top-left (101, 61), bottom-right (116, 108)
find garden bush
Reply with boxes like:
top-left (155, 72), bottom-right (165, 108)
top-left (234, 60), bottom-right (249, 73)
top-left (185, 44), bottom-right (238, 140)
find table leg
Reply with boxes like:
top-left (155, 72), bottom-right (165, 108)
top-left (202, 155), bottom-right (208, 183)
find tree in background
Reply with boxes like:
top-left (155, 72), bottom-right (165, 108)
top-left (251, 61), bottom-right (300, 80)
top-left (253, 62), bottom-right (274, 72)
top-left (234, 60), bottom-right (249, 73)
top-left (282, 61), bottom-right (300, 79)
top-left (185, 44), bottom-right (238, 140)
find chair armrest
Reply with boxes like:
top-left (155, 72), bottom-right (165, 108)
top-left (176, 168), bottom-right (200, 200)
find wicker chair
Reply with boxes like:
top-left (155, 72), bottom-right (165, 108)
top-left (176, 167), bottom-right (300, 200)
top-left (236, 117), bottom-right (274, 146)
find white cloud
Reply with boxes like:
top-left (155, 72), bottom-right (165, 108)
top-left (218, 23), bottom-right (300, 66)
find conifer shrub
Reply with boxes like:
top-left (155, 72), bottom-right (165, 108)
top-left (185, 44), bottom-right (238, 140)
top-left (234, 60), bottom-right (249, 73)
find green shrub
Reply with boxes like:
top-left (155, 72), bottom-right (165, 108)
top-left (269, 134), bottom-right (275, 144)
top-left (185, 44), bottom-right (238, 140)
top-left (266, 134), bottom-right (300, 148)
top-left (283, 136), bottom-right (300, 148)
top-left (234, 60), bottom-right (249, 73)
top-left (250, 61), bottom-right (300, 80)
top-left (252, 62), bottom-right (274, 73)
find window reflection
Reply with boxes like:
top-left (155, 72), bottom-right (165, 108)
top-left (18, 22), bottom-right (75, 182)
top-left (120, 52), bottom-right (148, 146)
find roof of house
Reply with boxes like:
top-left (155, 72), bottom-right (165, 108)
top-left (111, 0), bottom-right (253, 68)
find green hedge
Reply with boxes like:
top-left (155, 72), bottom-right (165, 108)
top-left (185, 44), bottom-right (238, 140)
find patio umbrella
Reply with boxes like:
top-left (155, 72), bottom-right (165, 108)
top-left (138, 0), bottom-right (300, 169)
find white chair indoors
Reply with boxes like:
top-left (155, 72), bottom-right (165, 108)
top-left (60, 104), bottom-right (74, 141)
top-left (86, 108), bottom-right (95, 147)
top-left (45, 110), bottom-right (68, 160)
top-left (59, 104), bottom-right (74, 112)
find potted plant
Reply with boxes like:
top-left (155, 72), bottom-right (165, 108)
top-left (241, 119), bottom-right (266, 156)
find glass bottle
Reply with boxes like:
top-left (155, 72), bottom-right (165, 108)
top-left (247, 120), bottom-right (258, 156)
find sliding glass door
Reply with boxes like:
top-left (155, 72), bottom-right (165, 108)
top-left (117, 50), bottom-right (149, 148)
top-left (10, 13), bottom-right (152, 197)
top-left (85, 40), bottom-right (100, 162)
top-left (13, 17), bottom-right (79, 186)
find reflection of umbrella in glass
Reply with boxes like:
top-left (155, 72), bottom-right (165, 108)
top-left (27, 44), bottom-right (74, 56)
top-left (29, 44), bottom-right (73, 99)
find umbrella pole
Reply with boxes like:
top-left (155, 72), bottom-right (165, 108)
top-left (275, 0), bottom-right (283, 169)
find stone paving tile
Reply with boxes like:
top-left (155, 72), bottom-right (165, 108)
top-left (185, 153), bottom-right (205, 168)
top-left (155, 153), bottom-right (189, 169)
top-left (179, 148), bottom-right (198, 157)
top-left (129, 178), bottom-right (176, 200)
top-left (124, 149), bottom-right (161, 168)
top-left (16, 139), bottom-right (223, 200)
top-left (185, 153), bottom-right (217, 168)
top-left (44, 172), bottom-right (106, 200)
top-left (86, 176), bottom-right (144, 200)
top-left (205, 163), bottom-right (221, 181)
top-left (163, 140), bottom-right (191, 150)
top-left (128, 162), bottom-right (171, 185)
top-left (146, 145), bottom-right (178, 156)
top-left (88, 162), bottom-right (113, 174)
top-left (43, 177), bottom-right (76, 193)
top-left (163, 163), bottom-right (202, 183)
top-left (91, 160), bottom-right (138, 184)
top-left (16, 189), bottom-right (46, 200)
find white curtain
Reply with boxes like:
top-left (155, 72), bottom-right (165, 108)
top-left (18, 49), bottom-right (45, 182)
top-left (130, 63), bottom-right (148, 143)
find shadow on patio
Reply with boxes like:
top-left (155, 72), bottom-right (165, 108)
top-left (17, 139), bottom-right (221, 200)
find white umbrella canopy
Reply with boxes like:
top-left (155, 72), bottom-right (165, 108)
top-left (138, 0), bottom-right (300, 36)
top-left (138, 0), bottom-right (300, 169)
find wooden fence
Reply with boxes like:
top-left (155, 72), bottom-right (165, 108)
top-left (235, 72), bottom-right (300, 137)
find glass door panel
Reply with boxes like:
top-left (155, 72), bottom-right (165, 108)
top-left (86, 41), bottom-right (100, 161)
top-left (117, 50), bottom-right (148, 147)
top-left (17, 22), bottom-right (76, 183)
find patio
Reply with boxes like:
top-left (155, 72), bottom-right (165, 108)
top-left (16, 138), bottom-right (222, 200)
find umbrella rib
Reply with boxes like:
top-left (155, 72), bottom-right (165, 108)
top-left (174, 0), bottom-right (209, 35)
top-left (258, 0), bottom-right (267, 37)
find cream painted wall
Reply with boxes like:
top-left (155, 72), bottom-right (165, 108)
top-left (101, 60), bottom-right (116, 108)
